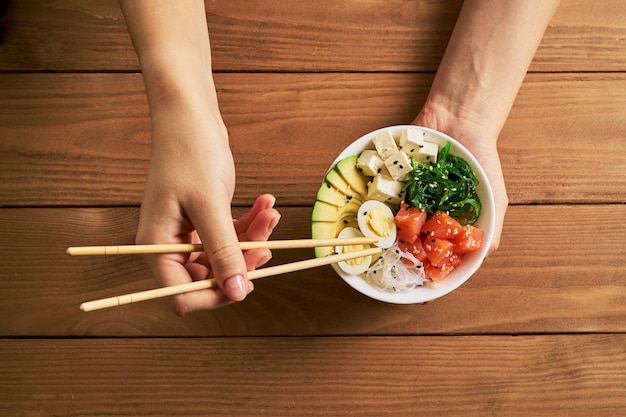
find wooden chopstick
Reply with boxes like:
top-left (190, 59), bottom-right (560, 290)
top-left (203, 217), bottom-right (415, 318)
top-left (79, 246), bottom-right (382, 312)
top-left (67, 237), bottom-right (378, 256)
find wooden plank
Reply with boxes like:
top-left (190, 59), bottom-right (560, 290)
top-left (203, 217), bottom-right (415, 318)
top-left (1, 72), bottom-right (625, 207)
top-left (539, 0), bottom-right (626, 71)
top-left (0, 73), bottom-right (150, 206)
top-left (501, 73), bottom-right (626, 204)
top-left (0, 0), bottom-right (139, 71)
top-left (1, 204), bottom-right (624, 337)
top-left (1, 335), bottom-right (625, 416)
top-left (0, 0), bottom-right (624, 72)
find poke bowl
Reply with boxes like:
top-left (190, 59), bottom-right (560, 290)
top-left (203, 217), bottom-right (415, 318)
top-left (311, 125), bottom-right (495, 304)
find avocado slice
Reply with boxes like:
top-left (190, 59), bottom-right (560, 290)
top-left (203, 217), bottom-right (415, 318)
top-left (311, 222), bottom-right (336, 257)
top-left (316, 181), bottom-right (350, 207)
top-left (311, 201), bottom-right (342, 222)
top-left (311, 200), bottom-right (360, 222)
top-left (311, 215), bottom-right (359, 258)
top-left (335, 155), bottom-right (369, 197)
top-left (311, 155), bottom-right (370, 258)
top-left (325, 169), bottom-right (365, 202)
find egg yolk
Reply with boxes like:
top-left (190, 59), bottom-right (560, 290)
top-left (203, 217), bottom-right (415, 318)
top-left (366, 206), bottom-right (393, 237)
top-left (342, 244), bottom-right (367, 266)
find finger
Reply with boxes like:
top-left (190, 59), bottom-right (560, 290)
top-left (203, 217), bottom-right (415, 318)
top-left (192, 206), bottom-right (279, 270)
top-left (181, 261), bottom-right (254, 315)
top-left (186, 240), bottom-right (272, 270)
top-left (192, 247), bottom-right (270, 278)
top-left (185, 262), bottom-right (210, 282)
top-left (237, 207), bottom-right (281, 242)
top-left (243, 247), bottom-right (273, 270)
top-left (135, 199), bottom-right (228, 314)
top-left (186, 199), bottom-right (250, 303)
top-left (182, 260), bottom-right (255, 314)
top-left (238, 206), bottom-right (280, 270)
top-left (234, 194), bottom-right (276, 233)
top-left (189, 194), bottom-right (279, 266)
top-left (170, 282), bottom-right (254, 316)
top-left (145, 255), bottom-right (226, 316)
top-left (184, 195), bottom-right (280, 304)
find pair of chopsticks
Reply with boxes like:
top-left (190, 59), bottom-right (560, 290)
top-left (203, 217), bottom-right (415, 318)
top-left (69, 237), bottom-right (380, 312)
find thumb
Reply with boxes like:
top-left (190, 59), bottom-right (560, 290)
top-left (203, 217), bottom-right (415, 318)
top-left (189, 202), bottom-right (250, 302)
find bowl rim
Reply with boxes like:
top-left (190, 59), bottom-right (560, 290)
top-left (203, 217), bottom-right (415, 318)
top-left (325, 125), bottom-right (496, 304)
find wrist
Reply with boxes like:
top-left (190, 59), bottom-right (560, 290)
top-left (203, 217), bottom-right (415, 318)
top-left (141, 58), bottom-right (227, 141)
top-left (415, 93), bottom-right (499, 148)
top-left (144, 57), bottom-right (218, 106)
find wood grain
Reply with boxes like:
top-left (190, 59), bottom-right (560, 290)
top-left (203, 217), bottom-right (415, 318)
top-left (0, 0), bottom-right (624, 72)
top-left (1, 205), bottom-right (624, 337)
top-left (1, 72), bottom-right (625, 207)
top-left (1, 335), bottom-right (625, 416)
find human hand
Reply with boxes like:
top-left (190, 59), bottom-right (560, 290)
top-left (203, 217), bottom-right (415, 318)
top-left (119, 0), bottom-right (282, 314)
top-left (413, 110), bottom-right (508, 255)
top-left (408, 0), bottom-right (558, 255)
top-left (136, 108), bottom-right (280, 315)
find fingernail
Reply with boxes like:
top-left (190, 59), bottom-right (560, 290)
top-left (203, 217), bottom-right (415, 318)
top-left (268, 214), bottom-right (281, 234)
top-left (224, 275), bottom-right (247, 300)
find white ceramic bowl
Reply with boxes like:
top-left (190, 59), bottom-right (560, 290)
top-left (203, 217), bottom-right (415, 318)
top-left (326, 125), bottom-right (495, 304)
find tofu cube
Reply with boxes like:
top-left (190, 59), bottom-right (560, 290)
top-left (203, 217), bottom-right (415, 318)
top-left (398, 127), bottom-right (425, 152)
top-left (384, 150), bottom-right (412, 181)
top-left (367, 174), bottom-right (404, 205)
top-left (372, 131), bottom-right (398, 160)
top-left (378, 164), bottom-right (391, 177)
top-left (356, 150), bottom-right (384, 177)
top-left (411, 141), bottom-right (439, 164)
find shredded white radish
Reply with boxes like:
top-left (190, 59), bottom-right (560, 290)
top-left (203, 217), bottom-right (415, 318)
top-left (362, 242), bottom-right (428, 292)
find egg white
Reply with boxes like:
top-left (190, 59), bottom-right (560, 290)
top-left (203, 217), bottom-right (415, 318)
top-left (335, 227), bottom-right (373, 276)
top-left (356, 200), bottom-right (397, 249)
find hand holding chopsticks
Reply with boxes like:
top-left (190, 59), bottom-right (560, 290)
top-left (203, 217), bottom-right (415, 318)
top-left (71, 237), bottom-right (380, 312)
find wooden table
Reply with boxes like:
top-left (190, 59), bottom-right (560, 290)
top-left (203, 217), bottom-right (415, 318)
top-left (1, 1), bottom-right (625, 415)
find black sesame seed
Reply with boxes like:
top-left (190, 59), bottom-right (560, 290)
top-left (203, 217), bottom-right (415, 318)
top-left (393, 160), bottom-right (398, 165)
top-left (399, 165), bottom-right (404, 169)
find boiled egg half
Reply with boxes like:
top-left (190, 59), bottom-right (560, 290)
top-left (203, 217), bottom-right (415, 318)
top-left (335, 227), bottom-right (373, 276)
top-left (357, 200), bottom-right (397, 249)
